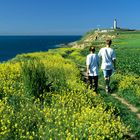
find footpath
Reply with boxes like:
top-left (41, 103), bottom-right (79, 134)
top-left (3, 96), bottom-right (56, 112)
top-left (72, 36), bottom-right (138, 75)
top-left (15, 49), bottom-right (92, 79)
top-left (111, 94), bottom-right (140, 120)
top-left (79, 66), bottom-right (140, 139)
top-left (80, 67), bottom-right (140, 120)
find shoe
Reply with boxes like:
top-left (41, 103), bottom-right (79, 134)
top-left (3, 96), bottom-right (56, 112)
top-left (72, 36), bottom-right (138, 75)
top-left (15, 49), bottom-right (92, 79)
top-left (105, 87), bottom-right (109, 93)
top-left (105, 86), bottom-right (111, 94)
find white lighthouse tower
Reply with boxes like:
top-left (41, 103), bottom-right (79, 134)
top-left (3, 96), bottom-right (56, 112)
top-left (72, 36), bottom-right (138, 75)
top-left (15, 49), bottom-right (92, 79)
top-left (113, 19), bottom-right (117, 29)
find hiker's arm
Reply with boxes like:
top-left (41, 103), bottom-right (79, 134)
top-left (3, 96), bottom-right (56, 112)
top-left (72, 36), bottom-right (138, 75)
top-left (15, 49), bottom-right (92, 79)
top-left (97, 55), bottom-right (100, 67)
top-left (86, 65), bottom-right (90, 75)
top-left (113, 59), bottom-right (116, 70)
top-left (86, 55), bottom-right (90, 76)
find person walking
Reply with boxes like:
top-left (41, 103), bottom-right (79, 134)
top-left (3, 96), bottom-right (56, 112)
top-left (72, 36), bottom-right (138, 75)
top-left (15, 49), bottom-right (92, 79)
top-left (86, 46), bottom-right (99, 92)
top-left (98, 39), bottom-right (116, 93)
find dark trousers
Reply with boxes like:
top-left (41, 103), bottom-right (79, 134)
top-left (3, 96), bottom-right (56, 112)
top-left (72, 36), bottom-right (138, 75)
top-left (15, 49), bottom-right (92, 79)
top-left (88, 76), bottom-right (98, 92)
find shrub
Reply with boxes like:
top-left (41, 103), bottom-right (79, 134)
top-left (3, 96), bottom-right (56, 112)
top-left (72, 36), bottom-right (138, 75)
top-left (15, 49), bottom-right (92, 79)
top-left (21, 58), bottom-right (52, 100)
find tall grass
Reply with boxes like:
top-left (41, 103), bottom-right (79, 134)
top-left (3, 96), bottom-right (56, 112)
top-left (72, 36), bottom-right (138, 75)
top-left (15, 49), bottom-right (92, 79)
top-left (21, 58), bottom-right (52, 100)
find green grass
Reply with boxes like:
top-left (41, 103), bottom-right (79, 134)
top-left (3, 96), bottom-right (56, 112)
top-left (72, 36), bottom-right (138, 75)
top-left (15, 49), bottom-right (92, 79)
top-left (71, 30), bottom-right (140, 138)
top-left (1, 30), bottom-right (140, 139)
top-left (100, 92), bottom-right (140, 138)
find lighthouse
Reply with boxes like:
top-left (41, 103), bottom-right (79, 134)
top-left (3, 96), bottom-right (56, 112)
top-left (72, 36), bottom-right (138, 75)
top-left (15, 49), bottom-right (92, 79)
top-left (113, 19), bottom-right (117, 29)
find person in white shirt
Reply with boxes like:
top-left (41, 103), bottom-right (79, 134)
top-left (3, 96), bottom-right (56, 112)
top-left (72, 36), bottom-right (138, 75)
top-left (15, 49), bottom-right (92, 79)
top-left (98, 39), bottom-right (116, 93)
top-left (86, 46), bottom-right (99, 92)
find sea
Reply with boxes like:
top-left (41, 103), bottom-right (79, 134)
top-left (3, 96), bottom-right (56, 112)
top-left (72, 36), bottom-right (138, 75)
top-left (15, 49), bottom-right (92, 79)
top-left (0, 35), bottom-right (81, 62)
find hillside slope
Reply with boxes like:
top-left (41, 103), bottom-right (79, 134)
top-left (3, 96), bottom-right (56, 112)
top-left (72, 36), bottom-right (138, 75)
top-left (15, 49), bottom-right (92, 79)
top-left (1, 29), bottom-right (140, 139)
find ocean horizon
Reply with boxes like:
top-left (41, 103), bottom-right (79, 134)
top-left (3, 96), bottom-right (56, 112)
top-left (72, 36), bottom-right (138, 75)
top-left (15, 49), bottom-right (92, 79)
top-left (0, 35), bottom-right (81, 62)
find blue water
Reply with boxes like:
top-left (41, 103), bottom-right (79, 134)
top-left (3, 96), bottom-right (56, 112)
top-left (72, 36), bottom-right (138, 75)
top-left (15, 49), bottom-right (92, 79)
top-left (0, 35), bottom-right (81, 62)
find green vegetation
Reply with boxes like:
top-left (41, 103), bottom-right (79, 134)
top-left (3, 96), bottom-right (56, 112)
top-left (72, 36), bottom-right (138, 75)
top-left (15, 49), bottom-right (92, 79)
top-left (85, 30), bottom-right (140, 138)
top-left (1, 30), bottom-right (140, 139)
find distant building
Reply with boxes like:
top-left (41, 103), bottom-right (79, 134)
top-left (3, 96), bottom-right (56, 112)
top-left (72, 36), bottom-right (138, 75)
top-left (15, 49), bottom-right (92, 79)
top-left (113, 19), bottom-right (117, 29)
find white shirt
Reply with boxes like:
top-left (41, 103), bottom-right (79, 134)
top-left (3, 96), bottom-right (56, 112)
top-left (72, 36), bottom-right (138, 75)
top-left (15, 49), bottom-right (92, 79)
top-left (98, 47), bottom-right (116, 70)
top-left (86, 53), bottom-right (99, 76)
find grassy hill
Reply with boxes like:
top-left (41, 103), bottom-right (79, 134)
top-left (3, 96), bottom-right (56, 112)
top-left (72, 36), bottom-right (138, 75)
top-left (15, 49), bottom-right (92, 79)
top-left (0, 30), bottom-right (140, 139)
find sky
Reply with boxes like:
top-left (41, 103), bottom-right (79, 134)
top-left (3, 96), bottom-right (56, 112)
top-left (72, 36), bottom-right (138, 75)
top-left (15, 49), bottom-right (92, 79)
top-left (0, 0), bottom-right (140, 35)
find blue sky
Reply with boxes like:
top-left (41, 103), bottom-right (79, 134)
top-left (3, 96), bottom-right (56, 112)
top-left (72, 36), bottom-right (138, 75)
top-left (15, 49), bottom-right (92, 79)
top-left (0, 0), bottom-right (140, 35)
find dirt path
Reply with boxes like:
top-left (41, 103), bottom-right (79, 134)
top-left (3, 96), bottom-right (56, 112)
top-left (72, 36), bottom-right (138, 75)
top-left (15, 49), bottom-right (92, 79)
top-left (98, 84), bottom-right (140, 120)
top-left (80, 69), bottom-right (140, 139)
top-left (111, 93), bottom-right (140, 120)
top-left (96, 82), bottom-right (140, 119)
top-left (81, 70), bottom-right (140, 120)
top-left (110, 93), bottom-right (140, 140)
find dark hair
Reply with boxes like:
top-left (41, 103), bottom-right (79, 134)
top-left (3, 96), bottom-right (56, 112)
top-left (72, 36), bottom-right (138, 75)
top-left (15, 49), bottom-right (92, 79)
top-left (89, 46), bottom-right (95, 52)
top-left (106, 39), bottom-right (112, 46)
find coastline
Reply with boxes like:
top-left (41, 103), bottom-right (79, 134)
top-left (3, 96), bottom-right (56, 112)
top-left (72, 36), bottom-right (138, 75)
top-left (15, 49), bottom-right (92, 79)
top-left (0, 35), bottom-right (81, 62)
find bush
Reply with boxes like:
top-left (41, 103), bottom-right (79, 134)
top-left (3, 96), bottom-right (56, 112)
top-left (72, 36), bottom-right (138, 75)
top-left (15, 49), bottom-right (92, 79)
top-left (0, 96), bottom-right (45, 140)
top-left (0, 50), bottom-right (130, 139)
top-left (21, 58), bottom-right (52, 100)
top-left (41, 90), bottom-right (129, 139)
